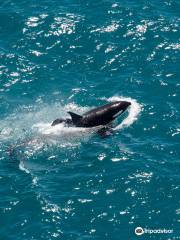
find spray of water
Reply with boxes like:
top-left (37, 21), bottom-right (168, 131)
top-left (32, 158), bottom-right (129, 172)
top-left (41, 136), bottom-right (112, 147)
top-left (102, 96), bottom-right (142, 130)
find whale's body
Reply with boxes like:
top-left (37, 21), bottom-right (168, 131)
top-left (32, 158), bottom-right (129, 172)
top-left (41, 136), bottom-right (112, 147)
top-left (51, 101), bottom-right (131, 129)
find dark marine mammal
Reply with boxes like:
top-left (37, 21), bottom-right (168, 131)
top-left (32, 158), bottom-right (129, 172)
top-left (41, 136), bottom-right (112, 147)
top-left (51, 101), bottom-right (131, 129)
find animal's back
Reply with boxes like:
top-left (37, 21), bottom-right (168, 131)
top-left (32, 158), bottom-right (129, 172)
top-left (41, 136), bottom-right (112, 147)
top-left (83, 102), bottom-right (118, 116)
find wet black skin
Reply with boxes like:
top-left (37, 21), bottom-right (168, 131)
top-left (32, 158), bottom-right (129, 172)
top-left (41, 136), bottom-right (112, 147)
top-left (51, 101), bottom-right (131, 128)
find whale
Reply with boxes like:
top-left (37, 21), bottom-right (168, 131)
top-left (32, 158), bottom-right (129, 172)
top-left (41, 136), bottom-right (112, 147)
top-left (51, 101), bottom-right (131, 133)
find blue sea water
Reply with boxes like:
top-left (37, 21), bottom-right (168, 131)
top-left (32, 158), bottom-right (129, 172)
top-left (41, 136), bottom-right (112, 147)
top-left (0, 0), bottom-right (180, 239)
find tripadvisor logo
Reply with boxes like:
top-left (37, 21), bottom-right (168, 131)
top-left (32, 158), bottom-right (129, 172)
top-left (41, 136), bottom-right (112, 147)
top-left (135, 227), bottom-right (144, 236)
top-left (135, 227), bottom-right (173, 236)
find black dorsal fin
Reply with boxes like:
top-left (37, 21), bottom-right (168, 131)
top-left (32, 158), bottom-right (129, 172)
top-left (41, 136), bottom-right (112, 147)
top-left (67, 111), bottom-right (82, 125)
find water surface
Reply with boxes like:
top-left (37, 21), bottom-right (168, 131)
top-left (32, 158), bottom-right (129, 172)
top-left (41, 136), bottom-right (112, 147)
top-left (0, 0), bottom-right (179, 239)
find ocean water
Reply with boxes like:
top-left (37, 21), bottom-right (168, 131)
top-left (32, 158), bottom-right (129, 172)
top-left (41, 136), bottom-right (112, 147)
top-left (0, 0), bottom-right (179, 239)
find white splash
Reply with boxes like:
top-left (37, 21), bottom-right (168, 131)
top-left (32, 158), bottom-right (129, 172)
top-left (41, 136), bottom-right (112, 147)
top-left (33, 122), bottom-right (102, 141)
top-left (0, 127), bottom-right (13, 139)
top-left (105, 96), bottom-right (142, 130)
top-left (19, 161), bottom-right (30, 174)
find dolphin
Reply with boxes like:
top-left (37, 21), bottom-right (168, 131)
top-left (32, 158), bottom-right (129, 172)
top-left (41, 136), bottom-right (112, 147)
top-left (51, 101), bottom-right (131, 134)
